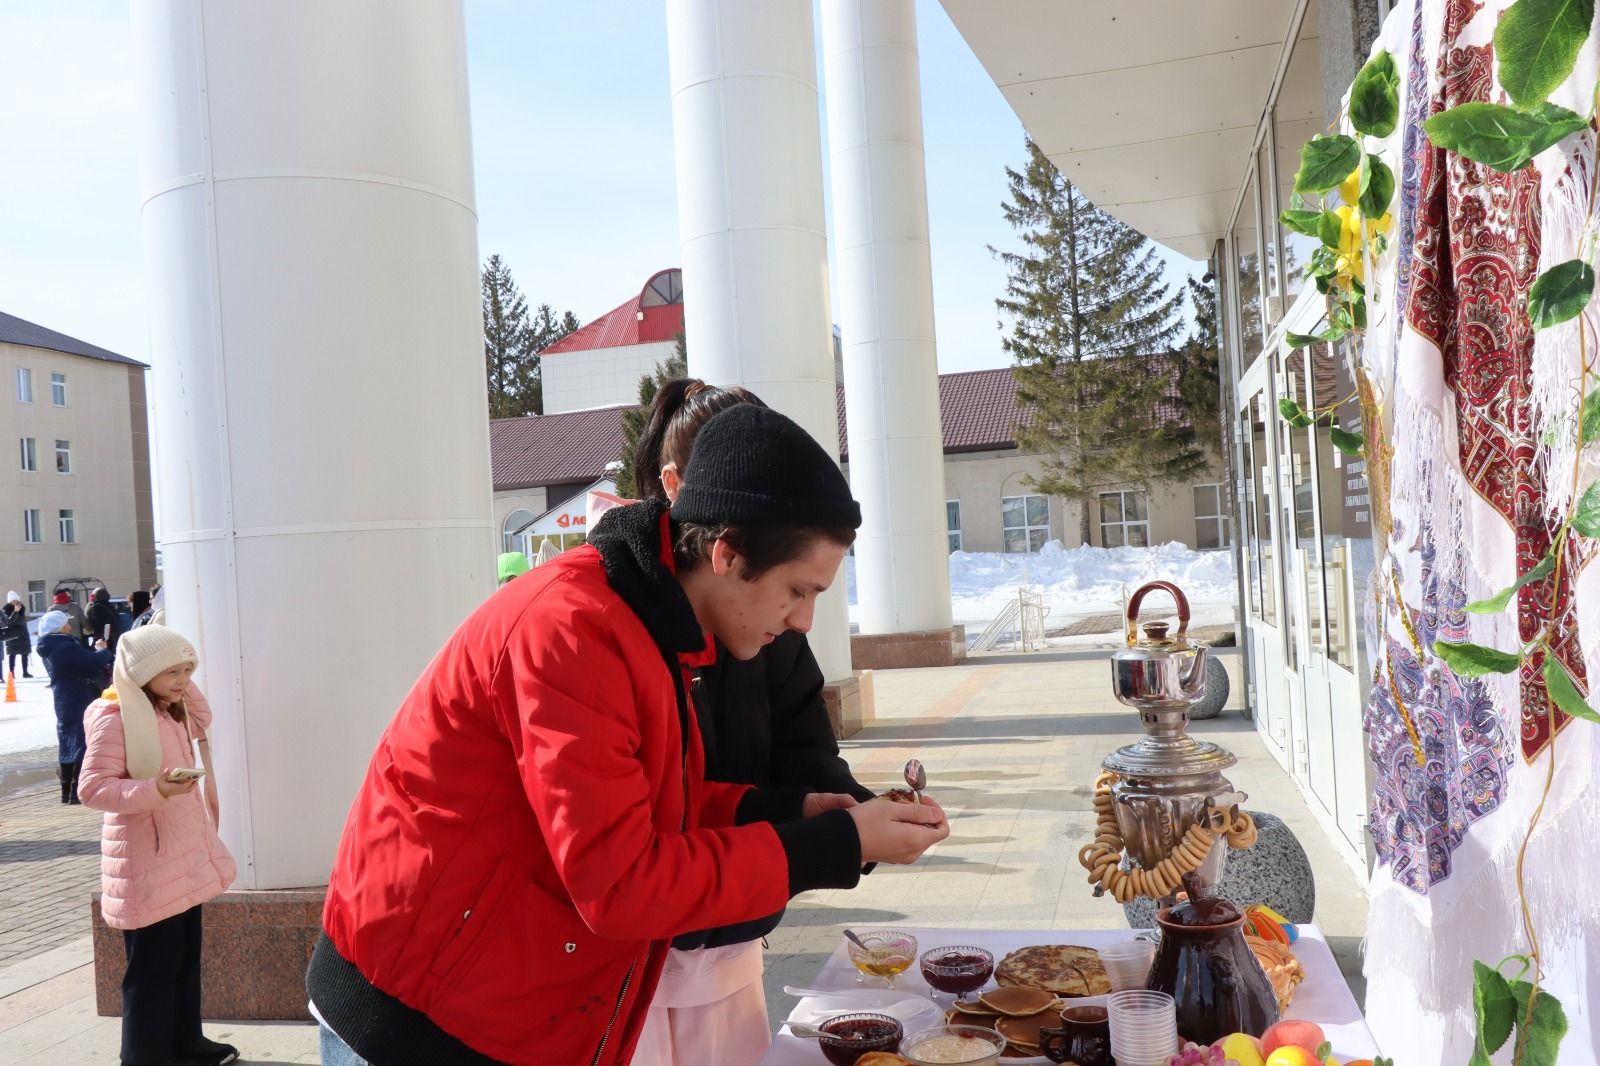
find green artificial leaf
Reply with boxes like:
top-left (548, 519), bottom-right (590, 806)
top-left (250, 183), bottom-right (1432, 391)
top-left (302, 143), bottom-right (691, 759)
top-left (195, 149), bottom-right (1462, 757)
top-left (1286, 332), bottom-right (1323, 350)
top-left (1424, 101), bottom-right (1587, 171)
top-left (1509, 980), bottom-right (1570, 1066)
top-left (1278, 397), bottom-right (1315, 428)
top-left (1495, 0), bottom-right (1595, 106)
top-left (1280, 209), bottom-right (1324, 236)
top-left (1331, 301), bottom-right (1356, 332)
top-left (1435, 640), bottom-right (1524, 677)
top-left (1473, 961), bottom-right (1517, 1059)
top-left (1466, 550), bottom-right (1556, 613)
top-left (1330, 425), bottom-right (1365, 455)
top-left (1582, 391), bottom-right (1600, 442)
top-left (1528, 259), bottom-right (1595, 329)
top-left (1359, 155), bottom-right (1396, 219)
top-left (1313, 1043), bottom-right (1333, 1064)
top-left (1544, 657), bottom-right (1600, 722)
top-left (1295, 135), bottom-right (1362, 194)
top-left (1318, 209), bottom-right (1344, 249)
top-left (1349, 51), bottom-right (1400, 137)
top-left (1571, 480), bottom-right (1600, 536)
top-left (1353, 294), bottom-right (1368, 329)
top-left (1545, 414), bottom-right (1572, 444)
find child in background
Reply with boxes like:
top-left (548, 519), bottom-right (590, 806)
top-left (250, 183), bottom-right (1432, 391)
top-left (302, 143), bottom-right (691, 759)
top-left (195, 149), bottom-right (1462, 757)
top-left (79, 626), bottom-right (238, 1066)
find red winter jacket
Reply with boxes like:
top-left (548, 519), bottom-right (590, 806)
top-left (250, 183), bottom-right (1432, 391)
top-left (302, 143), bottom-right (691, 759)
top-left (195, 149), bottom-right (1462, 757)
top-left (309, 502), bottom-right (861, 1065)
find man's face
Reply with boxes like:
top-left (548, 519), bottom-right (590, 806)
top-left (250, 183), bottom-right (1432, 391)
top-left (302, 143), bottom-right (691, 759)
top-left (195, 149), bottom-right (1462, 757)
top-left (703, 537), bottom-right (848, 660)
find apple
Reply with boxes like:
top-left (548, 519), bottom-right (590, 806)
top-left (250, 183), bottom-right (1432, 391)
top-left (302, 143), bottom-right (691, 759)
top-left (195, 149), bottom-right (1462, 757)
top-left (1211, 1033), bottom-right (1267, 1066)
top-left (1264, 1048), bottom-right (1321, 1066)
top-left (1262, 1020), bottom-right (1327, 1055)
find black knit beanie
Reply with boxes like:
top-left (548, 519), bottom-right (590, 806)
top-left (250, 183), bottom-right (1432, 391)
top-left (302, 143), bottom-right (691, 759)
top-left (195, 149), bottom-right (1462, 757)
top-left (671, 405), bottom-right (862, 529)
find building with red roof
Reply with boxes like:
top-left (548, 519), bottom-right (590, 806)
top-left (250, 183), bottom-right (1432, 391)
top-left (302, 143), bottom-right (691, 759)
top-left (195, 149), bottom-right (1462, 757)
top-left (539, 269), bottom-right (686, 415)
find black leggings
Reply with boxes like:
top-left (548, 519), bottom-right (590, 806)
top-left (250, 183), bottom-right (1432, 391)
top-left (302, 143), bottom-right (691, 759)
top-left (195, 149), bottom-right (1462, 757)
top-left (121, 905), bottom-right (204, 1065)
top-left (5, 651), bottom-right (28, 677)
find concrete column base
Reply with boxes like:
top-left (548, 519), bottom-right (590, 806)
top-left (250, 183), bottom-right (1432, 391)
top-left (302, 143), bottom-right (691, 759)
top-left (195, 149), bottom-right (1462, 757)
top-left (93, 888), bottom-right (325, 1020)
top-left (822, 671), bottom-right (875, 739)
top-left (851, 625), bottom-right (967, 670)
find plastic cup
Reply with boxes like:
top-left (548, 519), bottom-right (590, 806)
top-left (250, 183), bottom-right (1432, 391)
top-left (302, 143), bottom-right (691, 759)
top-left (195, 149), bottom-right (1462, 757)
top-left (1098, 940), bottom-right (1157, 992)
top-left (1105, 990), bottom-right (1178, 1066)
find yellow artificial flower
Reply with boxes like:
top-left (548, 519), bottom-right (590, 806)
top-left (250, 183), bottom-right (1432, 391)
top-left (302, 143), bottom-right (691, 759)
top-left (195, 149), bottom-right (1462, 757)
top-left (1334, 205), bottom-right (1362, 258)
top-left (1339, 166), bottom-right (1361, 207)
top-left (1365, 212), bottom-right (1393, 241)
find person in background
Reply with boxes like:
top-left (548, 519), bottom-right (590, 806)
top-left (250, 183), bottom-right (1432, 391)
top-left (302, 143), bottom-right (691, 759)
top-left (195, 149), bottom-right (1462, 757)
top-left (88, 587), bottom-right (123, 656)
top-left (627, 381), bottom-right (878, 1066)
top-left (308, 405), bottom-right (948, 1066)
top-left (53, 589), bottom-right (89, 645)
top-left (129, 590), bottom-right (152, 630)
top-left (79, 626), bottom-right (238, 1066)
top-left (2, 592), bottom-right (33, 679)
top-left (496, 550), bottom-right (531, 586)
top-left (35, 611), bottom-right (113, 804)
top-left (146, 587), bottom-right (167, 628)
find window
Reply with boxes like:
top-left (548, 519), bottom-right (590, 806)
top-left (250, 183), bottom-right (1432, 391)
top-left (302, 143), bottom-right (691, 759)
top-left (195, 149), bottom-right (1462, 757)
top-left (19, 437), bottom-right (36, 472)
top-left (15, 368), bottom-right (32, 403)
top-left (1193, 483), bottom-right (1229, 550)
top-left (1099, 490), bottom-right (1151, 548)
top-left (58, 509), bottom-right (76, 544)
top-left (946, 500), bottom-right (962, 553)
top-left (54, 440), bottom-right (71, 475)
top-left (50, 373), bottom-right (66, 406)
top-left (1002, 494), bottom-right (1050, 553)
top-left (502, 508), bottom-right (536, 557)
top-left (23, 509), bottom-right (41, 544)
top-left (27, 581), bottom-right (44, 614)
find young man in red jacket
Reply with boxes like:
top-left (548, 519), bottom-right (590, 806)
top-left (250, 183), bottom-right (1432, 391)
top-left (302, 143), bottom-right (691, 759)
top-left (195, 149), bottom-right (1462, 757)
top-left (308, 405), bottom-right (949, 1065)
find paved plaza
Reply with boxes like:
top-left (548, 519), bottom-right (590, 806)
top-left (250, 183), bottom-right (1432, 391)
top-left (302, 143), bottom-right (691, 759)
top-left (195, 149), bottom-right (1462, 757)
top-left (0, 651), bottom-right (1368, 1064)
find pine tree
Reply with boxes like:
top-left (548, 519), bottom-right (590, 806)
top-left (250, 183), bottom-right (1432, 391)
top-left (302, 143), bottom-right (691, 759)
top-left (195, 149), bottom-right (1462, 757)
top-left (1176, 274), bottom-right (1222, 456)
top-left (614, 333), bottom-right (688, 499)
top-left (481, 257), bottom-right (580, 418)
top-left (995, 139), bottom-right (1203, 544)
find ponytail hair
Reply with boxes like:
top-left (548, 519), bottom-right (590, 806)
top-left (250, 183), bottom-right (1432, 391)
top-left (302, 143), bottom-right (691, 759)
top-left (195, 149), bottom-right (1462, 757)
top-left (633, 378), bottom-right (767, 500)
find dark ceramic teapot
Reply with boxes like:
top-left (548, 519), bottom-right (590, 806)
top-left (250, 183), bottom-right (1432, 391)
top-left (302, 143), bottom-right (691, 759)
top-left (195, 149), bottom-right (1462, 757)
top-left (1147, 877), bottom-right (1280, 1043)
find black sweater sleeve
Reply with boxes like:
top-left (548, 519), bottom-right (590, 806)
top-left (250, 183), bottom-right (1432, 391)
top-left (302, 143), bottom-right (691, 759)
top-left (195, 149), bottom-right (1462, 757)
top-left (765, 633), bottom-right (874, 802)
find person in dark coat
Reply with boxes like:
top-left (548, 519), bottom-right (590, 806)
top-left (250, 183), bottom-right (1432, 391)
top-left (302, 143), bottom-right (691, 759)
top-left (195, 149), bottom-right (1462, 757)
top-left (128, 589), bottom-right (151, 629)
top-left (36, 611), bottom-right (113, 804)
top-left (2, 592), bottom-right (32, 679)
top-left (51, 589), bottom-right (88, 645)
top-left (628, 380), bottom-right (878, 1065)
top-left (86, 587), bottom-right (122, 654)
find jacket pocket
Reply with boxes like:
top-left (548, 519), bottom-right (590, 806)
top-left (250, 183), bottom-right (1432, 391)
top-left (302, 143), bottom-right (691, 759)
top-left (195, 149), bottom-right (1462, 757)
top-left (427, 856), bottom-right (521, 989)
top-left (150, 813), bottom-right (164, 857)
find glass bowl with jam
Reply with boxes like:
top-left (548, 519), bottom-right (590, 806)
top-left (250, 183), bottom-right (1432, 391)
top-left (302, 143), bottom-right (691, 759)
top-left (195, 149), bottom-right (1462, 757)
top-left (917, 945), bottom-right (995, 1001)
top-left (816, 1012), bottom-right (904, 1065)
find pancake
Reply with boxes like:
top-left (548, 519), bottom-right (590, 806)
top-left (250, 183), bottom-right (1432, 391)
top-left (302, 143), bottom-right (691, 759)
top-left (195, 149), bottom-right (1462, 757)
top-left (994, 944), bottom-right (1110, 997)
top-left (881, 788), bottom-right (917, 803)
top-left (855, 1055), bottom-right (914, 1066)
top-left (978, 984), bottom-right (1057, 1016)
top-left (946, 1005), bottom-right (1001, 1026)
top-left (995, 1010), bottom-right (1054, 1051)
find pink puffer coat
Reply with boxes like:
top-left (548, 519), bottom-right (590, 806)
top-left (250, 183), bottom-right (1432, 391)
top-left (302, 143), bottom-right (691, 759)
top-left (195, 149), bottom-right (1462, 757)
top-left (79, 685), bottom-right (236, 930)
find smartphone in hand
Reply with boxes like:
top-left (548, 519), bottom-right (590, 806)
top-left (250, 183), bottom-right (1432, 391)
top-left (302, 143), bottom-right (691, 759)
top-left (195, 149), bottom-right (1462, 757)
top-left (166, 768), bottom-right (206, 783)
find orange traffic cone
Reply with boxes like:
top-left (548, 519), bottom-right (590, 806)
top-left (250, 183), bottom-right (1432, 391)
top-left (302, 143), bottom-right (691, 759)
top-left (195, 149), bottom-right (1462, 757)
top-left (4, 671), bottom-right (15, 703)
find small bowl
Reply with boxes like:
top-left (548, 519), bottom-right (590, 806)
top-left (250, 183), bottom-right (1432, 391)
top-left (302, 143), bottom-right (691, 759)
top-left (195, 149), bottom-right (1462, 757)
top-left (919, 945), bottom-right (995, 996)
top-left (817, 1012), bottom-right (904, 1066)
top-left (899, 1023), bottom-right (1008, 1066)
top-left (845, 930), bottom-right (919, 985)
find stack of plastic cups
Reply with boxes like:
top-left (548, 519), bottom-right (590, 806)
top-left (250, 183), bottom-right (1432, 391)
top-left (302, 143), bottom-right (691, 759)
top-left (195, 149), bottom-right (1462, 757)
top-left (1106, 990), bottom-right (1178, 1066)
top-left (1099, 940), bottom-right (1158, 992)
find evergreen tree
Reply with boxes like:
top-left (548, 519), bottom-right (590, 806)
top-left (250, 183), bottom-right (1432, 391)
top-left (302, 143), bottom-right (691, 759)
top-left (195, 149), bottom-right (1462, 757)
top-left (481, 256), bottom-right (580, 418)
top-left (1176, 274), bottom-right (1223, 456)
top-left (613, 333), bottom-right (689, 499)
top-left (995, 139), bottom-right (1203, 544)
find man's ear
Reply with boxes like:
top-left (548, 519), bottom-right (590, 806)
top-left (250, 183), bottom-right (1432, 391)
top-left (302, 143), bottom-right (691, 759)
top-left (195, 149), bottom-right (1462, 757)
top-left (709, 536), bottom-right (740, 578)
top-left (660, 463), bottom-right (682, 503)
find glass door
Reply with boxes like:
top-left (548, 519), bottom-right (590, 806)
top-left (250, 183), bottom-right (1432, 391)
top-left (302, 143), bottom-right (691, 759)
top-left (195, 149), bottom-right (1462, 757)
top-left (1237, 355), bottom-right (1292, 764)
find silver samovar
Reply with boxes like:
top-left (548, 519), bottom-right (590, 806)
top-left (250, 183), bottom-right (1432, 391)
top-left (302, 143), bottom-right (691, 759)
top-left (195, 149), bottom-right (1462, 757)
top-left (1103, 581), bottom-right (1245, 901)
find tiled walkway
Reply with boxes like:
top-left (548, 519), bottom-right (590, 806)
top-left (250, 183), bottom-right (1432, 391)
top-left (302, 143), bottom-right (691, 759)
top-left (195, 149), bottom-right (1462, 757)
top-left (0, 652), bottom-right (1368, 1065)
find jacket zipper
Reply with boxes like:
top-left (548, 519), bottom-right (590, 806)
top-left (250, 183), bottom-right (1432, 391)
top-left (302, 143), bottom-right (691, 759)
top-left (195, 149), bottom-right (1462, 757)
top-left (590, 958), bottom-right (637, 1066)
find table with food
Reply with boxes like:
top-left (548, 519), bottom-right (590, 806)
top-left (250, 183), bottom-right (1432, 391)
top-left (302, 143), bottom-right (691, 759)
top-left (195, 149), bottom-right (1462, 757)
top-left (759, 584), bottom-right (1383, 1066)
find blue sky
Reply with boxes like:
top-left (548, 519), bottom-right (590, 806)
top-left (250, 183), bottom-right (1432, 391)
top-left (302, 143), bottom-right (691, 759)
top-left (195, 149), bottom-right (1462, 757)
top-left (0, 1), bottom-right (1201, 376)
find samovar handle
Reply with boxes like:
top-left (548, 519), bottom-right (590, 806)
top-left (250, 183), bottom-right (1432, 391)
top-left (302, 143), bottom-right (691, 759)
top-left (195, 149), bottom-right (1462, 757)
top-left (1124, 581), bottom-right (1192, 646)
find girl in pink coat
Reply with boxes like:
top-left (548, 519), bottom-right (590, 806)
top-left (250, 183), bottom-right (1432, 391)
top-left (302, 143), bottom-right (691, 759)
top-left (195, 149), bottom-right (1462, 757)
top-left (79, 626), bottom-right (238, 1066)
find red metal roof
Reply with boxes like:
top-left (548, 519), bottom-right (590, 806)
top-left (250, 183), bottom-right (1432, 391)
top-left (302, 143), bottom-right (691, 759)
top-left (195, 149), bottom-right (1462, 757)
top-left (542, 269), bottom-right (686, 356)
top-left (491, 405), bottom-right (629, 491)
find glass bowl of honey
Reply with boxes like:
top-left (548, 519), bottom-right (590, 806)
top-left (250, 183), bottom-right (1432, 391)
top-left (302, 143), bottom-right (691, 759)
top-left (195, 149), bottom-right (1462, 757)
top-left (845, 930), bottom-right (918, 988)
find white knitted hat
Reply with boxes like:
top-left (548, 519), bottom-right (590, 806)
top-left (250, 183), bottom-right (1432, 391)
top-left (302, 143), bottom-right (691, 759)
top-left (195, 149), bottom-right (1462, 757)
top-left (113, 626), bottom-right (199, 780)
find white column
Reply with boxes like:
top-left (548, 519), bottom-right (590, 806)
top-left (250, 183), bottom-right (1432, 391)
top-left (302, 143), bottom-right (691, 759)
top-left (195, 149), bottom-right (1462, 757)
top-left (665, 0), bottom-right (854, 682)
top-left (821, 0), bottom-right (953, 636)
top-left (131, 0), bottom-right (492, 890)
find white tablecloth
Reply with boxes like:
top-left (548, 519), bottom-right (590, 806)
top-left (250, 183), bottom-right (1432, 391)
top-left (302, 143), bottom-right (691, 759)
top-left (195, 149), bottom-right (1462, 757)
top-left (758, 925), bottom-right (1379, 1064)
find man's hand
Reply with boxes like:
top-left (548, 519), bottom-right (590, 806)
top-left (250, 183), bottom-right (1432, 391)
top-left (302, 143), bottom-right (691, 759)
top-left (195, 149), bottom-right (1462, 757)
top-left (848, 794), bottom-right (950, 865)
top-left (802, 792), bottom-right (860, 819)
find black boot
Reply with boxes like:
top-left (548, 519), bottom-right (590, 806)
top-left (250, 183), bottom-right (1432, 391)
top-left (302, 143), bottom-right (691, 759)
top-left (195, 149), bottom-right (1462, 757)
top-left (178, 1036), bottom-right (239, 1065)
top-left (67, 759), bottom-right (83, 804)
top-left (59, 763), bottom-right (72, 804)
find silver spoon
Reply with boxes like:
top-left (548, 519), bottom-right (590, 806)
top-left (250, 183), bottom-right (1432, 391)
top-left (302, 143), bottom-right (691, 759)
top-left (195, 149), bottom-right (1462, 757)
top-left (842, 928), bottom-right (874, 952)
top-left (903, 758), bottom-right (926, 805)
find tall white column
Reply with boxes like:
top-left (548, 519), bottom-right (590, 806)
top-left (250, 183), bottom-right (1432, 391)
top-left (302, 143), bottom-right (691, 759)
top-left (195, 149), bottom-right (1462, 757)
top-left (132, 0), bottom-right (493, 890)
top-left (821, 0), bottom-right (953, 636)
top-left (665, 0), bottom-right (854, 682)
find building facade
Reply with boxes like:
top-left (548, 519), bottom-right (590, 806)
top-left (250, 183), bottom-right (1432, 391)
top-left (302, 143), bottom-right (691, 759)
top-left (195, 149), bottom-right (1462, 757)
top-left (1, 312), bottom-right (156, 613)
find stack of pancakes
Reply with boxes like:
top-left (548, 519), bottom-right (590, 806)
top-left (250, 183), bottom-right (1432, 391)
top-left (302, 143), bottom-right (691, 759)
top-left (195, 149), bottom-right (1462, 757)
top-left (942, 945), bottom-right (1110, 1059)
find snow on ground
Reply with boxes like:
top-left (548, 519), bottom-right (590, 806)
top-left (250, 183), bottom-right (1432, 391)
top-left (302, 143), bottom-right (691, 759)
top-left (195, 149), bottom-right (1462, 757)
top-left (847, 540), bottom-right (1237, 644)
top-left (0, 646), bottom-right (58, 757)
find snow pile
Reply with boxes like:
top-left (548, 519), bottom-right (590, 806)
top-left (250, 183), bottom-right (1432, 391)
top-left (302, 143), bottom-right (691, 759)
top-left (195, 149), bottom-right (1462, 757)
top-left (847, 540), bottom-right (1237, 639)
